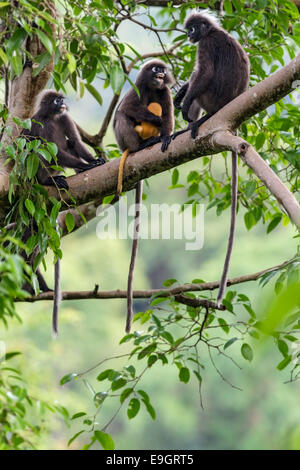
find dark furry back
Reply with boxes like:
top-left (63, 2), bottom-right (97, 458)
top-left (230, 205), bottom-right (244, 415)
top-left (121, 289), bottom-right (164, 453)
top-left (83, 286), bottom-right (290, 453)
top-left (204, 28), bottom-right (249, 106)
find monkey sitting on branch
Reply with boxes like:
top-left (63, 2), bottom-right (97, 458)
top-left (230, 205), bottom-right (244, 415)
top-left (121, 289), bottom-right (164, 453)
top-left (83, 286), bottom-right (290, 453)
top-left (23, 90), bottom-right (106, 190)
top-left (172, 12), bottom-right (250, 140)
top-left (113, 60), bottom-right (174, 332)
top-left (114, 59), bottom-right (174, 196)
top-left (172, 12), bottom-right (250, 306)
top-left (21, 90), bottom-right (106, 335)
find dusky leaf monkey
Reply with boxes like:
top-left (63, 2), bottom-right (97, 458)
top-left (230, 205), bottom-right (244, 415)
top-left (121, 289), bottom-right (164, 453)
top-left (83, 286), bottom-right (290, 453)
top-left (114, 60), bottom-right (174, 195)
top-left (172, 12), bottom-right (250, 306)
top-left (113, 60), bottom-right (174, 332)
top-left (23, 90), bottom-right (106, 190)
top-left (22, 90), bottom-right (106, 335)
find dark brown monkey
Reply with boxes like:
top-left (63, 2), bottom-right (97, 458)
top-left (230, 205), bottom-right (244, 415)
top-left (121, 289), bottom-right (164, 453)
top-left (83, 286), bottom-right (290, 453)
top-left (22, 90), bottom-right (105, 335)
top-left (173, 12), bottom-right (250, 306)
top-left (113, 60), bottom-right (174, 332)
top-left (23, 90), bottom-right (105, 190)
top-left (114, 59), bottom-right (174, 183)
top-left (173, 12), bottom-right (250, 139)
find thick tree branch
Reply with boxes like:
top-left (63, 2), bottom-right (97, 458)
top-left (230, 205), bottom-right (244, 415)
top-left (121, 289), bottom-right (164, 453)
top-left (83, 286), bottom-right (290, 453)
top-left (20, 257), bottom-right (295, 303)
top-left (42, 54), bottom-right (300, 228)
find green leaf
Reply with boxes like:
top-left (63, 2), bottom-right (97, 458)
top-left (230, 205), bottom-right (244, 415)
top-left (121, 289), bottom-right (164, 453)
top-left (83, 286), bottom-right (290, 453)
top-left (241, 343), bottom-right (253, 362)
top-left (120, 387), bottom-right (134, 404)
top-left (60, 373), bottom-right (77, 385)
top-left (138, 343), bottom-right (157, 359)
top-left (25, 199), bottom-right (35, 216)
top-left (162, 278), bottom-right (177, 287)
top-left (267, 215), bottom-right (282, 234)
top-left (35, 30), bottom-right (54, 55)
top-left (0, 47), bottom-right (8, 66)
top-left (85, 83), bottom-right (103, 106)
top-left (11, 51), bottom-right (23, 76)
top-left (6, 28), bottom-right (27, 54)
top-left (172, 168), bottom-right (179, 185)
top-left (94, 431), bottom-right (115, 450)
top-left (71, 412), bottom-right (86, 420)
top-left (94, 392), bottom-right (108, 407)
top-left (141, 398), bottom-right (156, 420)
top-left (65, 213), bottom-right (75, 233)
top-left (277, 355), bottom-right (292, 371)
top-left (26, 153), bottom-right (40, 179)
top-left (244, 181), bottom-right (256, 198)
top-left (218, 318), bottom-right (229, 334)
top-left (66, 52), bottom-right (76, 74)
top-left (179, 367), bottom-right (190, 383)
top-left (277, 339), bottom-right (289, 357)
top-left (111, 378), bottom-right (127, 391)
top-left (68, 430), bottom-right (84, 447)
top-left (127, 398), bottom-right (140, 419)
top-left (255, 133), bottom-right (266, 150)
top-left (110, 65), bottom-right (124, 93)
top-left (224, 337), bottom-right (239, 350)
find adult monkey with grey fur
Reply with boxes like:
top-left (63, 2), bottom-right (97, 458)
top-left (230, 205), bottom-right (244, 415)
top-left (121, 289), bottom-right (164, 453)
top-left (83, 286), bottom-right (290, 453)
top-left (172, 12), bottom-right (250, 306)
top-left (113, 60), bottom-right (174, 332)
top-left (23, 90), bottom-right (105, 335)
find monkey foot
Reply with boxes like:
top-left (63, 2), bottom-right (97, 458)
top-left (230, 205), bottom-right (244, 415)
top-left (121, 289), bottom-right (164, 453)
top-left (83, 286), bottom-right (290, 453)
top-left (161, 135), bottom-right (172, 153)
top-left (190, 122), bottom-right (200, 139)
top-left (53, 176), bottom-right (69, 190)
top-left (95, 156), bottom-right (107, 166)
top-left (138, 136), bottom-right (160, 150)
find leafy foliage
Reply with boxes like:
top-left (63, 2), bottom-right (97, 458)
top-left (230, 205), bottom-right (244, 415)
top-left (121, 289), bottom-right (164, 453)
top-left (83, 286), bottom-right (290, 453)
top-left (0, 351), bottom-right (68, 450)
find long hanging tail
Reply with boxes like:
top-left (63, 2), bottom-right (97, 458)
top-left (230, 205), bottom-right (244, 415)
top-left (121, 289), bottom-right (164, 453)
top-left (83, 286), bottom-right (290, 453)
top-left (117, 148), bottom-right (130, 196)
top-left (52, 257), bottom-right (62, 338)
top-left (126, 180), bottom-right (143, 333)
top-left (217, 151), bottom-right (238, 307)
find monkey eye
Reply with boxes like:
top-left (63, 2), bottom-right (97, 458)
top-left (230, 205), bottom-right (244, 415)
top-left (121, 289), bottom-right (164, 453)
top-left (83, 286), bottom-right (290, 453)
top-left (189, 26), bottom-right (195, 34)
top-left (152, 66), bottom-right (159, 73)
top-left (53, 98), bottom-right (61, 105)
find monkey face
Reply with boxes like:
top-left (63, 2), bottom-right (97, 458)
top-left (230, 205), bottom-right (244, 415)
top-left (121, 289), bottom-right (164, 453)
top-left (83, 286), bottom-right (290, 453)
top-left (139, 60), bottom-right (174, 90)
top-left (39, 92), bottom-right (67, 116)
top-left (185, 15), bottom-right (212, 42)
top-left (148, 64), bottom-right (167, 89)
top-left (52, 96), bottom-right (67, 114)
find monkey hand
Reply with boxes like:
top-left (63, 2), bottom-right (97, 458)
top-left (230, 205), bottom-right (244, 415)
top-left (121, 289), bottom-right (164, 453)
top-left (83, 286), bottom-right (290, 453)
top-left (52, 175), bottom-right (69, 190)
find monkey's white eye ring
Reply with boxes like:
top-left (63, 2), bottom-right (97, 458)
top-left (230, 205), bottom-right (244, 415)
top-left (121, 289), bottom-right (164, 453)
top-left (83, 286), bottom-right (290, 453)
top-left (54, 98), bottom-right (60, 105)
top-left (189, 26), bottom-right (195, 34)
top-left (152, 66), bottom-right (159, 73)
